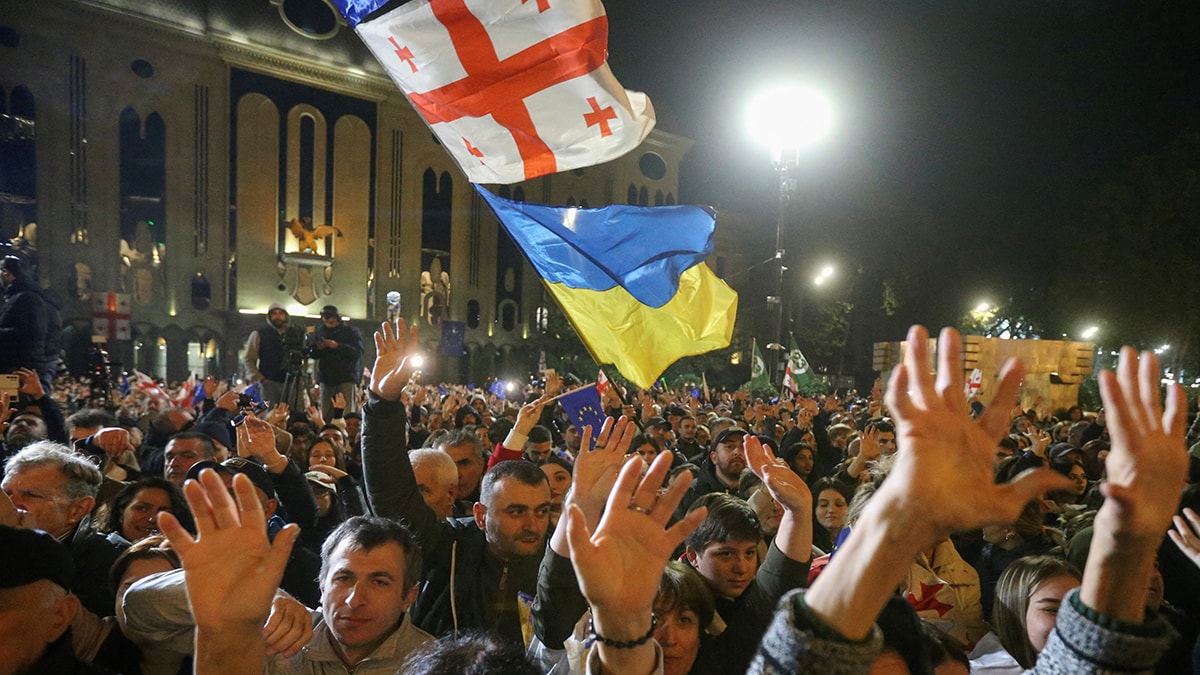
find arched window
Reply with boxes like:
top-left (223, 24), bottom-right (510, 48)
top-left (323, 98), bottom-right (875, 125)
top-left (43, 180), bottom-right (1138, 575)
top-left (638, 186), bottom-right (648, 206)
top-left (627, 184), bottom-right (637, 205)
top-left (654, 190), bottom-right (664, 206)
top-left (467, 299), bottom-right (481, 329)
top-left (190, 272), bottom-right (211, 310)
top-left (499, 299), bottom-right (518, 332)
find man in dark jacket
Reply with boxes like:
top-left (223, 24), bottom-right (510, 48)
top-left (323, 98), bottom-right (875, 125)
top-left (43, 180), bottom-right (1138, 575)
top-left (242, 302), bottom-right (305, 408)
top-left (1, 441), bottom-right (125, 616)
top-left (362, 319), bottom-right (550, 644)
top-left (312, 305), bottom-right (363, 419)
top-left (0, 254), bottom-right (47, 377)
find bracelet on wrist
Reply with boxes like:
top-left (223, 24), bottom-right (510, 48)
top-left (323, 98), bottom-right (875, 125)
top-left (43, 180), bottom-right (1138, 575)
top-left (587, 613), bottom-right (657, 649)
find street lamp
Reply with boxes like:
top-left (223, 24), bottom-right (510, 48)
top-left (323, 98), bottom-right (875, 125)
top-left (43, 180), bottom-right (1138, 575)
top-left (747, 85), bottom-right (833, 381)
top-left (1081, 325), bottom-right (1099, 340)
top-left (813, 264), bottom-right (835, 286)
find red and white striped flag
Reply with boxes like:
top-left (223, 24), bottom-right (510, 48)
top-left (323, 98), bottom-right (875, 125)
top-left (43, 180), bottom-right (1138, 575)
top-left (343, 0), bottom-right (655, 184)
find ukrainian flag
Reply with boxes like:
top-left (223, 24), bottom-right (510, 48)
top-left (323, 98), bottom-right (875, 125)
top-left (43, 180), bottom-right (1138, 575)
top-left (476, 186), bottom-right (738, 388)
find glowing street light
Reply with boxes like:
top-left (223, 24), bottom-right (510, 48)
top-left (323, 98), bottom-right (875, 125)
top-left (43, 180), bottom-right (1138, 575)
top-left (747, 85), bottom-right (833, 381)
top-left (1081, 326), bottom-right (1099, 340)
top-left (813, 264), bottom-right (835, 286)
top-left (410, 354), bottom-right (425, 369)
top-left (974, 302), bottom-right (991, 314)
top-left (747, 86), bottom-right (834, 160)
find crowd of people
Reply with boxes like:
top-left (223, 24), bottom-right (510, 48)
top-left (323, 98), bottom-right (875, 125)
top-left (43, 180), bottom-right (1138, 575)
top-left (2, 317), bottom-right (1199, 675)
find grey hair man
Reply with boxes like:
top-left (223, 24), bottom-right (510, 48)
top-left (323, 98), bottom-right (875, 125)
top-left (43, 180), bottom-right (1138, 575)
top-left (2, 441), bottom-right (123, 615)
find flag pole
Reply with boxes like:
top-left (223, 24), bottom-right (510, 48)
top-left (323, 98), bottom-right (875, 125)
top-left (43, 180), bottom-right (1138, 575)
top-left (546, 382), bottom-right (597, 403)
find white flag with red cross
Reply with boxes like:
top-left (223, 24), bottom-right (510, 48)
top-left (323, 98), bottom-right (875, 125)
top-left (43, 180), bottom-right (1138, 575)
top-left (92, 292), bottom-right (131, 341)
top-left (339, 0), bottom-right (655, 184)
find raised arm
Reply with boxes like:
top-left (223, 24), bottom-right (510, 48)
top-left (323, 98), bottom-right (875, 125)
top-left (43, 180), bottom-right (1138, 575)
top-left (565, 448), bottom-right (707, 675)
top-left (533, 416), bottom-right (637, 648)
top-left (1078, 347), bottom-right (1186, 622)
top-left (360, 319), bottom-right (445, 548)
top-left (157, 470), bottom-right (298, 675)
top-left (744, 434), bottom-right (813, 566)
top-left (798, 326), bottom-right (1069, 642)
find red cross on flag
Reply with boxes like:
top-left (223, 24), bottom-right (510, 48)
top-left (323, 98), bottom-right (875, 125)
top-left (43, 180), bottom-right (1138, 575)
top-left (92, 292), bottom-right (131, 341)
top-left (351, 0), bottom-right (655, 184)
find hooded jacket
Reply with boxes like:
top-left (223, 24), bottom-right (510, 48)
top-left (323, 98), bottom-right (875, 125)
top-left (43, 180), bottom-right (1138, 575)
top-left (0, 276), bottom-right (47, 373)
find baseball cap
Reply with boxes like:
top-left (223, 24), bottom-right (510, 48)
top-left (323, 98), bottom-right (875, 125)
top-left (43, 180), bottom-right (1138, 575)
top-left (1048, 443), bottom-right (1082, 462)
top-left (186, 457), bottom-right (277, 500)
top-left (713, 427), bottom-right (747, 446)
top-left (319, 305), bottom-right (340, 318)
top-left (645, 416), bottom-right (670, 430)
top-left (305, 470), bottom-right (336, 492)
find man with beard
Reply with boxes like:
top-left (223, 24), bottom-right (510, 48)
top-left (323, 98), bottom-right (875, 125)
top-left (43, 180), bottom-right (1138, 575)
top-left (362, 319), bottom-right (550, 643)
top-left (243, 303), bottom-right (305, 408)
top-left (679, 427), bottom-right (748, 513)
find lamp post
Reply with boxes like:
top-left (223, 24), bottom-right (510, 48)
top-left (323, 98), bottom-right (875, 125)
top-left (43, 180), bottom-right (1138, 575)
top-left (747, 86), bottom-right (833, 383)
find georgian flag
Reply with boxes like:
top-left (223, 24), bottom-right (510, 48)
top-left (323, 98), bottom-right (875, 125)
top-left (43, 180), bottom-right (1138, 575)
top-left (965, 368), bottom-right (983, 397)
top-left (334, 0), bottom-right (655, 184)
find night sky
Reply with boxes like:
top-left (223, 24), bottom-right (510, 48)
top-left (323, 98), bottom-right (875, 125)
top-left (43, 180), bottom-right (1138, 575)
top-left (598, 1), bottom-right (1200, 335)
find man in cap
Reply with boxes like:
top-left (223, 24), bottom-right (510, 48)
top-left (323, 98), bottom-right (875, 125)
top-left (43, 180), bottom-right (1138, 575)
top-left (312, 305), bottom-right (364, 420)
top-left (0, 525), bottom-right (110, 673)
top-left (243, 302), bottom-right (306, 408)
top-left (678, 427), bottom-right (748, 513)
top-left (182, 451), bottom-right (322, 607)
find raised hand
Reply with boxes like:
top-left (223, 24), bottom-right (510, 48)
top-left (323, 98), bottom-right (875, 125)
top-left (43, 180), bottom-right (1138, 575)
top-left (91, 427), bottom-right (135, 460)
top-left (265, 403), bottom-right (289, 428)
top-left (157, 470), bottom-right (297, 674)
top-left (16, 367), bottom-right (43, 399)
top-left (216, 389), bottom-right (240, 413)
top-left (879, 326), bottom-right (1070, 544)
top-left (514, 392), bottom-right (552, 436)
top-left (1025, 428), bottom-right (1052, 458)
top-left (1169, 507), bottom-right (1200, 569)
top-left (332, 392), bottom-right (347, 410)
top-left (236, 416), bottom-right (288, 472)
top-left (744, 434), bottom-right (810, 513)
top-left (369, 318), bottom-right (420, 401)
top-left (564, 451), bottom-right (707, 655)
top-left (1094, 348), bottom-right (1186, 541)
top-left (568, 417), bottom-right (637, 528)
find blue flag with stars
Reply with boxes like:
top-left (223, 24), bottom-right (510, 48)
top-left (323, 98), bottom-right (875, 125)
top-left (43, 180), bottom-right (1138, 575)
top-left (557, 385), bottom-right (607, 441)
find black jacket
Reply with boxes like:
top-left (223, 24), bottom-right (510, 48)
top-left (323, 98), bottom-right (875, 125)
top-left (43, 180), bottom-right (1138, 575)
top-left (362, 395), bottom-right (541, 643)
top-left (312, 321), bottom-right (363, 386)
top-left (0, 277), bottom-right (47, 373)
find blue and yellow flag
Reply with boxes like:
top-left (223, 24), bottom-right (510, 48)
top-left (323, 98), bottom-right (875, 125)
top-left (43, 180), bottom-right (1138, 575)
top-left (476, 186), bottom-right (737, 387)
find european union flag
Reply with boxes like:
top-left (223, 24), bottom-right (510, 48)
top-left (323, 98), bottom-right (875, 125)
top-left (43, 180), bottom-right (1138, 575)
top-left (476, 187), bottom-right (738, 387)
top-left (557, 385), bottom-right (608, 443)
top-left (439, 320), bottom-right (466, 357)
